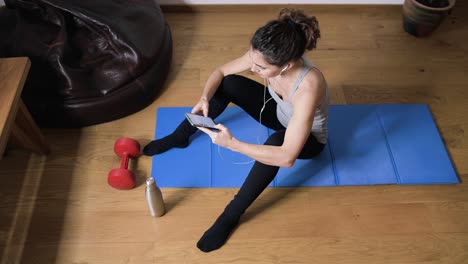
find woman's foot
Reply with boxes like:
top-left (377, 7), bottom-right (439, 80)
top-left (142, 134), bottom-right (189, 156)
top-left (196, 212), bottom-right (239, 252)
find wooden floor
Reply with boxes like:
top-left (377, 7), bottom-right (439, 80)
top-left (1, 4), bottom-right (468, 264)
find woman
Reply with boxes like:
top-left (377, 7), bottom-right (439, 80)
top-left (143, 8), bottom-right (329, 252)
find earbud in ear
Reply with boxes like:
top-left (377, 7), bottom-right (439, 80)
top-left (280, 64), bottom-right (290, 75)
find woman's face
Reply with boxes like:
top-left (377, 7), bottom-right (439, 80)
top-left (249, 48), bottom-right (282, 78)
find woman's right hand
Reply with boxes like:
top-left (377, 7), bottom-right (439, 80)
top-left (191, 97), bottom-right (209, 117)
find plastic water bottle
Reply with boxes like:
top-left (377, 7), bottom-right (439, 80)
top-left (145, 177), bottom-right (165, 217)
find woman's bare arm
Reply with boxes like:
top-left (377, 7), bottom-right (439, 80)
top-left (200, 69), bottom-right (325, 167)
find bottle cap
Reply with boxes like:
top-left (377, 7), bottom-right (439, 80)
top-left (146, 177), bottom-right (155, 186)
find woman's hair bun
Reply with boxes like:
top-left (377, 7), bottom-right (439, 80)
top-left (279, 8), bottom-right (320, 50)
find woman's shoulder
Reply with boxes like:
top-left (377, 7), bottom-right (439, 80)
top-left (294, 64), bottom-right (326, 104)
top-left (302, 67), bottom-right (325, 90)
top-left (303, 56), bottom-right (326, 87)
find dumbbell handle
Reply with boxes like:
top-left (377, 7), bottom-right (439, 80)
top-left (120, 152), bottom-right (130, 170)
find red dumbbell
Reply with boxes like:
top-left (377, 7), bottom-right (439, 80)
top-left (108, 137), bottom-right (141, 190)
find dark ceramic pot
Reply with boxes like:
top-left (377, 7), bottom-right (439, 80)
top-left (403, 0), bottom-right (456, 37)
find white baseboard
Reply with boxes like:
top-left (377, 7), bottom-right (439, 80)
top-left (158, 0), bottom-right (403, 4)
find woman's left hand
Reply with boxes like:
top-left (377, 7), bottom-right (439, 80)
top-left (197, 124), bottom-right (234, 149)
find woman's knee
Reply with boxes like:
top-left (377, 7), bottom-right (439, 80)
top-left (214, 75), bottom-right (240, 98)
top-left (223, 74), bottom-right (245, 83)
top-left (222, 75), bottom-right (247, 92)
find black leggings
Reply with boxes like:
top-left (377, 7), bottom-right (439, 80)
top-left (207, 75), bottom-right (325, 218)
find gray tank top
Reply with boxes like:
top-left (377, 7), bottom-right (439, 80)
top-left (267, 57), bottom-right (329, 144)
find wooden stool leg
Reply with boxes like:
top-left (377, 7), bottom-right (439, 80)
top-left (10, 100), bottom-right (50, 155)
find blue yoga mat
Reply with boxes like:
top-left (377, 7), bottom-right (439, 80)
top-left (151, 105), bottom-right (459, 187)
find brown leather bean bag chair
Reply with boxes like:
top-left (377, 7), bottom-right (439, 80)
top-left (0, 0), bottom-right (172, 127)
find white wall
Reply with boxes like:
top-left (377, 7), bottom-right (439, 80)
top-left (158, 0), bottom-right (403, 4)
top-left (0, 0), bottom-right (403, 6)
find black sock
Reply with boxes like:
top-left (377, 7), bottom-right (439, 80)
top-left (143, 82), bottom-right (231, 157)
top-left (143, 120), bottom-right (196, 156)
top-left (196, 156), bottom-right (281, 252)
top-left (196, 212), bottom-right (239, 253)
top-left (142, 133), bottom-right (189, 156)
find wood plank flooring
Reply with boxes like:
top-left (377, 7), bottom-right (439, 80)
top-left (1, 3), bottom-right (468, 264)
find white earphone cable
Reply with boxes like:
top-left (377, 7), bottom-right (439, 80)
top-left (217, 78), bottom-right (271, 165)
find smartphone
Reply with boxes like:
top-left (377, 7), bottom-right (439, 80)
top-left (185, 112), bottom-right (220, 131)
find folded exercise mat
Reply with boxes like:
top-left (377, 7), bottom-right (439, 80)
top-left (151, 105), bottom-right (459, 187)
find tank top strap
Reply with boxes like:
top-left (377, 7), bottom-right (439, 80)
top-left (288, 59), bottom-right (312, 99)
